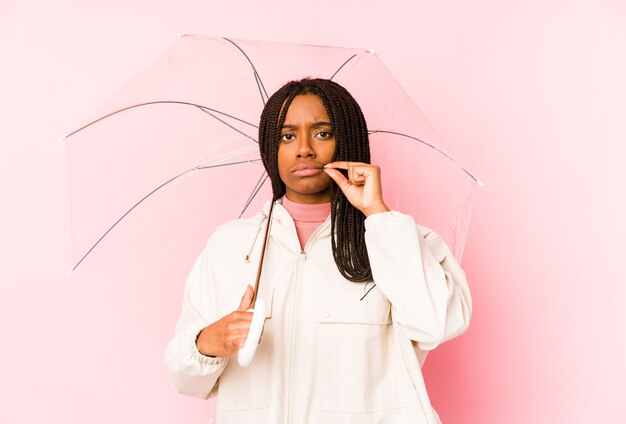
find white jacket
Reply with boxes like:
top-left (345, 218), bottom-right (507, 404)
top-left (164, 200), bottom-right (472, 423)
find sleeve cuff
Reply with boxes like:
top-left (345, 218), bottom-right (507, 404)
top-left (190, 326), bottom-right (227, 366)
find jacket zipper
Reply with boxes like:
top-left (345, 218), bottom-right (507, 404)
top-left (286, 220), bottom-right (327, 422)
top-left (287, 251), bottom-right (303, 423)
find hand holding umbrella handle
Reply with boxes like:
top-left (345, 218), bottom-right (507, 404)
top-left (237, 298), bottom-right (266, 367)
top-left (238, 199), bottom-right (274, 367)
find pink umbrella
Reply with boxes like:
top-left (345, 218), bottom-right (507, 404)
top-left (62, 34), bottom-right (481, 278)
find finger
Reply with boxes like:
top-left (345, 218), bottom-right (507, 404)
top-left (348, 165), bottom-right (367, 184)
top-left (324, 168), bottom-right (351, 191)
top-left (228, 329), bottom-right (252, 341)
top-left (324, 161), bottom-right (364, 170)
top-left (237, 285), bottom-right (255, 311)
top-left (338, 164), bottom-right (366, 186)
top-left (348, 164), bottom-right (355, 182)
top-left (233, 327), bottom-right (257, 349)
top-left (230, 338), bottom-right (246, 351)
top-left (226, 320), bottom-right (252, 332)
top-left (231, 310), bottom-right (254, 321)
top-left (353, 170), bottom-right (366, 185)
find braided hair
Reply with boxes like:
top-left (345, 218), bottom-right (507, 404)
top-left (259, 78), bottom-right (373, 282)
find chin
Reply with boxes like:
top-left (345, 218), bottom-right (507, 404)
top-left (293, 182), bottom-right (331, 194)
top-left (284, 182), bottom-right (331, 201)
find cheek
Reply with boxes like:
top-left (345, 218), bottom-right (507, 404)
top-left (325, 140), bottom-right (337, 161)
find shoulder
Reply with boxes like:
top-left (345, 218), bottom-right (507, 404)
top-left (415, 223), bottom-right (440, 242)
top-left (366, 210), bottom-right (441, 243)
top-left (415, 223), bottom-right (457, 265)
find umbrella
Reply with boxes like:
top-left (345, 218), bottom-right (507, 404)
top-left (62, 34), bottom-right (482, 367)
top-left (62, 34), bottom-right (481, 280)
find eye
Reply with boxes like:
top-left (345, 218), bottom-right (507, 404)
top-left (280, 133), bottom-right (295, 142)
top-left (316, 131), bottom-right (333, 140)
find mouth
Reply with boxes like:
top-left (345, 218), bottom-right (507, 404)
top-left (292, 165), bottom-right (324, 177)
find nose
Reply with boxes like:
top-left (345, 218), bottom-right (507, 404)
top-left (296, 133), bottom-right (315, 158)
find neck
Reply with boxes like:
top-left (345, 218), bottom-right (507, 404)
top-left (282, 196), bottom-right (331, 219)
top-left (281, 196), bottom-right (331, 249)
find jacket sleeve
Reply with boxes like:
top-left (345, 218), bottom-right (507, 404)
top-left (364, 211), bottom-right (472, 351)
top-left (163, 230), bottom-right (229, 399)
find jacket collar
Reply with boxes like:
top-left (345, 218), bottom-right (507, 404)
top-left (261, 199), bottom-right (332, 246)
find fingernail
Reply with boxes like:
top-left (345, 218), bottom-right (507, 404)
top-left (323, 164), bottom-right (329, 169)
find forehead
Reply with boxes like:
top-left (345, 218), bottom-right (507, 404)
top-left (283, 94), bottom-right (330, 124)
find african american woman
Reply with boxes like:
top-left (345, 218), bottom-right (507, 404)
top-left (164, 78), bottom-right (472, 423)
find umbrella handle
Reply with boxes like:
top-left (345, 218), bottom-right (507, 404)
top-left (237, 298), bottom-right (266, 367)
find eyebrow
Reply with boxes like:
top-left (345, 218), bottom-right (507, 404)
top-left (281, 121), bottom-right (333, 130)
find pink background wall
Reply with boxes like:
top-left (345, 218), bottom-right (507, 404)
top-left (2, 1), bottom-right (625, 423)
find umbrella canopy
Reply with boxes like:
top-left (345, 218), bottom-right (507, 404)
top-left (63, 34), bottom-right (481, 272)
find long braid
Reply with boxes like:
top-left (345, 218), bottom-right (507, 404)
top-left (259, 78), bottom-right (373, 283)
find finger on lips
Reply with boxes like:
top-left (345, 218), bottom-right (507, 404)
top-left (323, 161), bottom-right (353, 170)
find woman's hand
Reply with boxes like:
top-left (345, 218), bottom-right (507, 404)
top-left (196, 285), bottom-right (262, 357)
top-left (323, 161), bottom-right (390, 217)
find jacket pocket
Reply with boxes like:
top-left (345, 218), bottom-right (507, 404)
top-left (216, 288), bottom-right (274, 413)
top-left (315, 286), bottom-right (407, 414)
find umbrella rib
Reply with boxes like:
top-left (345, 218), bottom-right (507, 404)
top-left (72, 159), bottom-right (262, 272)
top-left (196, 158), bottom-right (262, 170)
top-left (239, 172), bottom-right (269, 219)
top-left (329, 53), bottom-right (359, 81)
top-left (369, 129), bottom-right (484, 186)
top-left (254, 72), bottom-right (267, 105)
top-left (241, 172), bottom-right (266, 215)
top-left (60, 101), bottom-right (258, 141)
top-left (198, 107), bottom-right (258, 143)
top-left (222, 37), bottom-right (269, 105)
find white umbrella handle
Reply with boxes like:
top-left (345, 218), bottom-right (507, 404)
top-left (237, 298), bottom-right (266, 367)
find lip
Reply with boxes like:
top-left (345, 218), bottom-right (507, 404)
top-left (292, 164), bottom-right (324, 177)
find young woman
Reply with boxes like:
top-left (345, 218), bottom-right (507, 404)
top-left (164, 78), bottom-right (472, 423)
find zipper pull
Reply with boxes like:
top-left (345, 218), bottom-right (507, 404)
top-left (300, 250), bottom-right (307, 261)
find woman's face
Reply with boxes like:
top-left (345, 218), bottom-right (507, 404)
top-left (278, 94), bottom-right (336, 203)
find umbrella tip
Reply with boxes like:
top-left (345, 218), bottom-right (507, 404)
top-left (367, 49), bottom-right (375, 54)
top-left (177, 33), bottom-right (189, 38)
top-left (57, 135), bottom-right (67, 142)
top-left (476, 179), bottom-right (485, 187)
top-left (66, 269), bottom-right (73, 277)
